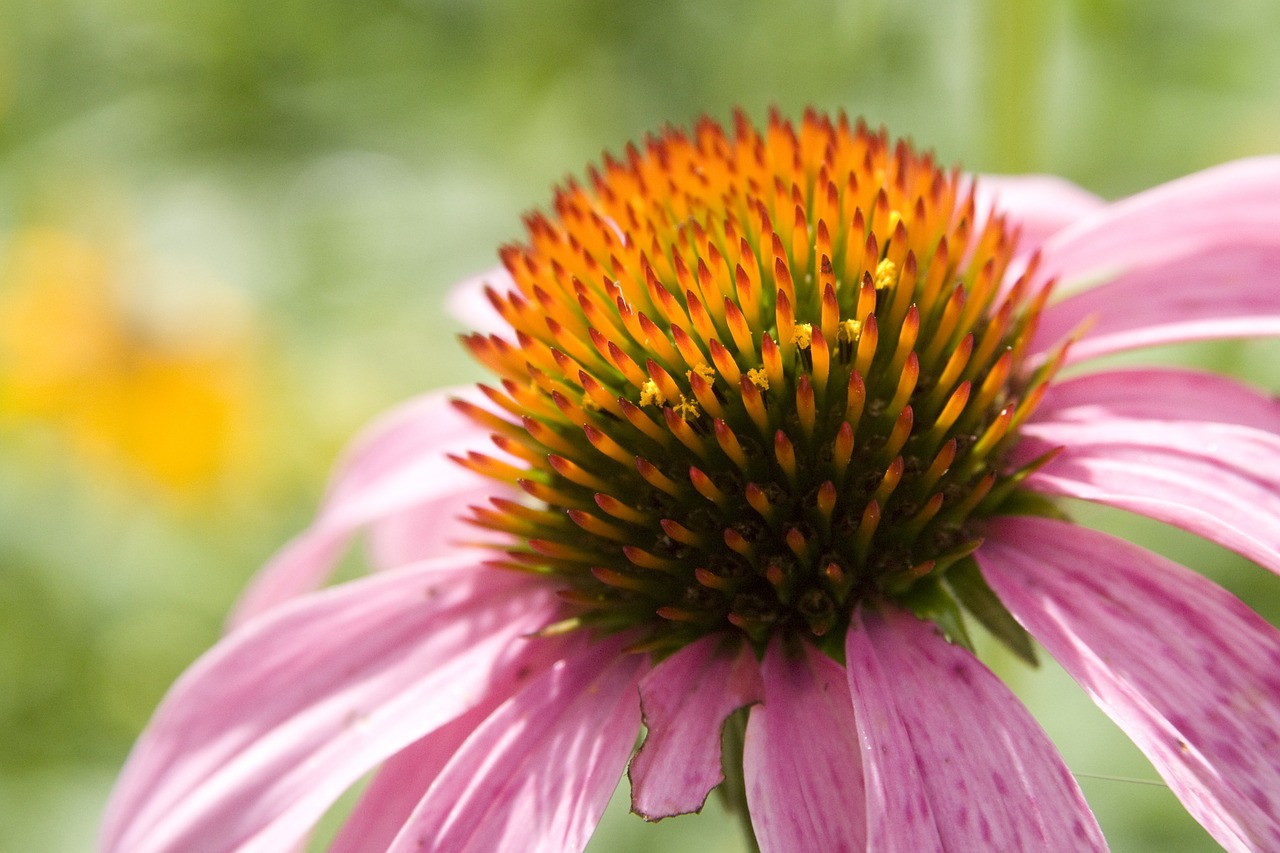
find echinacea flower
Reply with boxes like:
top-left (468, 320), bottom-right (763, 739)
top-left (102, 111), bottom-right (1280, 852)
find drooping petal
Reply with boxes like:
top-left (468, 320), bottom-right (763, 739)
top-left (976, 174), bottom-right (1105, 256)
top-left (1030, 157), bottom-right (1280, 363)
top-left (980, 516), bottom-right (1280, 853)
top-left (101, 560), bottom-right (561, 853)
top-left (1017, 408), bottom-right (1280, 576)
top-left (445, 264), bottom-right (516, 334)
top-left (1031, 368), bottom-right (1280, 433)
top-left (846, 607), bottom-right (1106, 852)
top-left (386, 636), bottom-right (646, 853)
top-left (629, 633), bottom-right (764, 820)
top-left (327, 702), bottom-right (496, 853)
top-left (229, 387), bottom-right (495, 626)
top-left (363, 479), bottom-right (499, 568)
top-left (744, 638), bottom-right (867, 852)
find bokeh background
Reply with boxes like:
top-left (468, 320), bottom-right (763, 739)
top-left (2, 0), bottom-right (1280, 849)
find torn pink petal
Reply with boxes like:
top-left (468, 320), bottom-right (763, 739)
top-left (1030, 157), bottom-right (1280, 362)
top-left (229, 387), bottom-right (496, 626)
top-left (847, 608), bottom-right (1106, 852)
top-left (976, 174), bottom-right (1105, 257)
top-left (445, 264), bottom-right (516, 334)
top-left (101, 561), bottom-right (560, 853)
top-left (630, 633), bottom-right (763, 820)
top-left (980, 516), bottom-right (1280, 853)
top-left (1031, 368), bottom-right (1280, 434)
top-left (1018, 415), bottom-right (1280, 576)
top-left (386, 636), bottom-right (645, 853)
top-left (745, 638), bottom-right (866, 853)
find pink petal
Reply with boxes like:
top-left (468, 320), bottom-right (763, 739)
top-left (386, 636), bottom-right (646, 853)
top-left (445, 264), bottom-right (516, 334)
top-left (101, 561), bottom-right (561, 853)
top-left (629, 633), bottom-right (764, 820)
top-left (846, 608), bottom-right (1106, 852)
top-left (1032, 368), bottom-right (1280, 434)
top-left (976, 174), bottom-right (1105, 256)
top-left (744, 638), bottom-right (867, 852)
top-left (229, 387), bottom-right (496, 626)
top-left (980, 516), bottom-right (1280, 853)
top-left (1031, 157), bottom-right (1280, 363)
top-left (363, 479), bottom-right (498, 568)
top-left (328, 702), bottom-right (497, 853)
top-left (1017, 408), bottom-right (1280, 576)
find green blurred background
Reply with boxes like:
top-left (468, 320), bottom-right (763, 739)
top-left (2, 0), bottom-right (1279, 849)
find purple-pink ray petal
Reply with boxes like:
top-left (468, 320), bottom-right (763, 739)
top-left (229, 387), bottom-right (495, 626)
top-left (1038, 246), bottom-right (1280, 362)
top-left (1017, 411), bottom-right (1280, 577)
top-left (385, 636), bottom-right (646, 853)
top-left (980, 515), bottom-right (1280, 853)
top-left (1030, 157), bottom-right (1280, 363)
top-left (629, 633), bottom-right (764, 820)
top-left (844, 612), bottom-right (943, 852)
top-left (328, 703), bottom-right (496, 853)
top-left (847, 608), bottom-right (1107, 852)
top-left (744, 638), bottom-right (867, 853)
top-left (976, 174), bottom-right (1105, 257)
top-left (363, 479), bottom-right (498, 568)
top-left (1032, 368), bottom-right (1280, 433)
top-left (445, 264), bottom-right (516, 334)
top-left (101, 561), bottom-right (561, 853)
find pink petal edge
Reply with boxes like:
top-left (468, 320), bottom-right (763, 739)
top-left (744, 638), bottom-right (867, 853)
top-left (102, 561), bottom-right (558, 853)
top-left (445, 264), bottom-right (516, 335)
top-left (1031, 367), bottom-right (1280, 434)
top-left (386, 635), bottom-right (646, 853)
top-left (229, 387), bottom-right (495, 627)
top-left (1017, 407), bottom-right (1280, 577)
top-left (976, 173), bottom-right (1105, 257)
top-left (846, 608), bottom-right (1106, 852)
top-left (1031, 156), bottom-right (1280, 363)
top-left (980, 515), bottom-right (1280, 853)
top-left (328, 707), bottom-right (493, 853)
top-left (629, 633), bottom-right (764, 820)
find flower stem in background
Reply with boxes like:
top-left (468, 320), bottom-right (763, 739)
top-left (984, 0), bottom-right (1049, 170)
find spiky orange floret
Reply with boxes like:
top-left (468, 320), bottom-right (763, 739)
top-left (458, 109), bottom-right (1059, 655)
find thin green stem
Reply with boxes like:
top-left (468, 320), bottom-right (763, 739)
top-left (717, 707), bottom-right (760, 853)
top-left (983, 0), bottom-right (1048, 170)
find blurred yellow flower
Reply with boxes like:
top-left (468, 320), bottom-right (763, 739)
top-left (0, 227), bottom-right (261, 500)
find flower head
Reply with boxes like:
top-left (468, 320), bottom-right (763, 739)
top-left (455, 113), bottom-right (1051, 659)
top-left (104, 111), bottom-right (1280, 852)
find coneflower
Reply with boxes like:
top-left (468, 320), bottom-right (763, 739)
top-left (105, 110), bottom-right (1280, 853)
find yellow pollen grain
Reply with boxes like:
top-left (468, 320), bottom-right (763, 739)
top-left (888, 209), bottom-right (903, 233)
top-left (580, 395), bottom-right (601, 413)
top-left (747, 367), bottom-right (770, 391)
top-left (674, 395), bottom-right (701, 421)
top-left (639, 379), bottom-right (666, 407)
top-left (837, 319), bottom-right (862, 344)
top-left (687, 363), bottom-right (717, 384)
top-left (793, 323), bottom-right (813, 350)
top-left (874, 258), bottom-right (897, 291)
